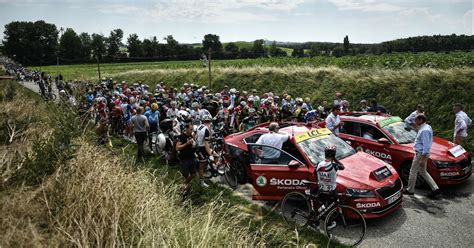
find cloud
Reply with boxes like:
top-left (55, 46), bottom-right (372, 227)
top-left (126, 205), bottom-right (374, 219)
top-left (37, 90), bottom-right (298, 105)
top-left (327, 0), bottom-right (404, 12)
top-left (96, 0), bottom-right (309, 23)
top-left (463, 9), bottom-right (473, 33)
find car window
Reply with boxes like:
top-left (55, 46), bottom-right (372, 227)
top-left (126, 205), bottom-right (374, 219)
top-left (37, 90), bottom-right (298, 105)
top-left (297, 134), bottom-right (356, 166)
top-left (282, 140), bottom-right (306, 163)
top-left (248, 144), bottom-right (298, 166)
top-left (340, 121), bottom-right (360, 136)
top-left (359, 123), bottom-right (389, 141)
top-left (382, 122), bottom-right (417, 144)
top-left (244, 133), bottom-right (263, 144)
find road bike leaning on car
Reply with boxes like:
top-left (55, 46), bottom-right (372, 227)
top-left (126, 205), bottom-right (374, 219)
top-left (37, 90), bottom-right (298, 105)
top-left (281, 180), bottom-right (366, 247)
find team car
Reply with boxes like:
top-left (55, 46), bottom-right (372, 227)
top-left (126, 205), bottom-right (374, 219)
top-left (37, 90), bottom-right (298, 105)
top-left (224, 122), bottom-right (403, 219)
top-left (337, 113), bottom-right (472, 186)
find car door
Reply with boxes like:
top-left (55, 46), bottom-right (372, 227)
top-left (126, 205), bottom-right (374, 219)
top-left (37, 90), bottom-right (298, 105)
top-left (357, 123), bottom-right (395, 165)
top-left (339, 120), bottom-right (363, 149)
top-left (247, 143), bottom-right (310, 201)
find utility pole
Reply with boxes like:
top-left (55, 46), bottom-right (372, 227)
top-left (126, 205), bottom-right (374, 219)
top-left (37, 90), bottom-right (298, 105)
top-left (208, 48), bottom-right (212, 91)
top-left (97, 55), bottom-right (101, 81)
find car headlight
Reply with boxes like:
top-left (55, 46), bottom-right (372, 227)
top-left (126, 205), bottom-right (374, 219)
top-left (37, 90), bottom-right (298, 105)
top-left (432, 160), bottom-right (456, 169)
top-left (346, 188), bottom-right (375, 198)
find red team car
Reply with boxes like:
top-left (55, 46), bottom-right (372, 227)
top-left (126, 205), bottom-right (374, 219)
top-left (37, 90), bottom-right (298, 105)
top-left (338, 113), bottom-right (472, 187)
top-left (224, 122), bottom-right (403, 219)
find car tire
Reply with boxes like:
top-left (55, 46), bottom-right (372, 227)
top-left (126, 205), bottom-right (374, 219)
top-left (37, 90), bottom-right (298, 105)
top-left (232, 159), bottom-right (248, 184)
top-left (400, 161), bottom-right (427, 188)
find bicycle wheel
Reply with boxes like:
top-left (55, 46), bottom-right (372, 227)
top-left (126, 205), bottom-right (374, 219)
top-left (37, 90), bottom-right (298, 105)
top-left (281, 192), bottom-right (311, 228)
top-left (224, 162), bottom-right (238, 188)
top-left (324, 205), bottom-right (366, 247)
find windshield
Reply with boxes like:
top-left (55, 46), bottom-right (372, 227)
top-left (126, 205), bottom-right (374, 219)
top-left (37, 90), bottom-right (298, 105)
top-left (298, 134), bottom-right (356, 165)
top-left (382, 122), bottom-right (417, 144)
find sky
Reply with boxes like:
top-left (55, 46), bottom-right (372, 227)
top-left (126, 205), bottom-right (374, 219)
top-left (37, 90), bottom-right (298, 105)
top-left (0, 0), bottom-right (472, 44)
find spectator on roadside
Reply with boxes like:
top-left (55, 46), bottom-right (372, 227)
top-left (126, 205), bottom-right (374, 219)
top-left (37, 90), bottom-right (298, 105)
top-left (255, 122), bottom-right (290, 163)
top-left (326, 105), bottom-right (344, 135)
top-left (368, 100), bottom-right (387, 113)
top-left (404, 104), bottom-right (424, 127)
top-left (333, 92), bottom-right (343, 107)
top-left (131, 106), bottom-right (149, 160)
top-left (360, 100), bottom-right (369, 112)
top-left (453, 103), bottom-right (472, 146)
top-left (404, 114), bottom-right (441, 198)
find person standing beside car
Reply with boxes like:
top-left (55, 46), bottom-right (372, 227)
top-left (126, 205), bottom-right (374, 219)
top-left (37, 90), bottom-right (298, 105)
top-left (453, 103), bottom-right (472, 146)
top-left (404, 114), bottom-right (441, 199)
top-left (326, 105), bottom-right (344, 135)
top-left (404, 104), bottom-right (424, 127)
top-left (255, 122), bottom-right (290, 163)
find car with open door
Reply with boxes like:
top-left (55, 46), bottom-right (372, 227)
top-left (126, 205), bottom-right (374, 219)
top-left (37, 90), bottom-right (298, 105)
top-left (224, 122), bottom-right (403, 219)
top-left (337, 113), bottom-right (471, 187)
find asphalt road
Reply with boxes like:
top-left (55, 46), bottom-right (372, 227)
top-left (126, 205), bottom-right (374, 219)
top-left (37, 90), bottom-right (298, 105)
top-left (18, 80), bottom-right (474, 248)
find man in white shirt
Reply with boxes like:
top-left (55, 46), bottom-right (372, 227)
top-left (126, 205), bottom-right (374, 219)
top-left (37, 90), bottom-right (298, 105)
top-left (363, 127), bottom-right (375, 140)
top-left (453, 103), bottom-right (472, 145)
top-left (325, 105), bottom-right (343, 135)
top-left (255, 122), bottom-right (290, 163)
top-left (404, 104), bottom-right (424, 127)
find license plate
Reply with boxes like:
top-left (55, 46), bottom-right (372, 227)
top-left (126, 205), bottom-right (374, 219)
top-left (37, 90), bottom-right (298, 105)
top-left (388, 191), bottom-right (401, 204)
top-left (463, 166), bottom-right (472, 174)
top-left (449, 145), bottom-right (466, 158)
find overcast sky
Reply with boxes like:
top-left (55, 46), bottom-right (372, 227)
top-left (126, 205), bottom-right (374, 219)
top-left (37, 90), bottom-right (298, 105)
top-left (0, 0), bottom-right (472, 44)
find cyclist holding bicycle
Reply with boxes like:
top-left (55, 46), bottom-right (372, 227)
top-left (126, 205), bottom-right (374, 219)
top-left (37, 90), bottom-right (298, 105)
top-left (315, 145), bottom-right (345, 229)
top-left (196, 115), bottom-right (215, 187)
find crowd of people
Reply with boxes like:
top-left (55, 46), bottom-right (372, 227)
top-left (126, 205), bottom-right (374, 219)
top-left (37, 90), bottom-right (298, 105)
top-left (3, 59), bottom-right (471, 191)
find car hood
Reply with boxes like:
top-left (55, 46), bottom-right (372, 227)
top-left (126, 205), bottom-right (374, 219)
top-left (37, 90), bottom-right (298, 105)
top-left (399, 137), bottom-right (469, 161)
top-left (337, 151), bottom-right (399, 190)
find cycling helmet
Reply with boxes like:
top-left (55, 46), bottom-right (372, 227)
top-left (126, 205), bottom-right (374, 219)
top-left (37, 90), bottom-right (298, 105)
top-left (184, 83), bottom-right (189, 87)
top-left (170, 101), bottom-right (177, 107)
top-left (296, 97), bottom-right (303, 104)
top-left (178, 110), bottom-right (190, 120)
top-left (242, 91), bottom-right (248, 95)
top-left (240, 101), bottom-right (247, 107)
top-left (286, 95), bottom-right (291, 100)
top-left (191, 102), bottom-right (200, 108)
top-left (151, 103), bottom-right (158, 111)
top-left (324, 145), bottom-right (337, 158)
top-left (249, 108), bottom-right (256, 113)
top-left (201, 115), bottom-right (212, 122)
top-left (305, 97), bottom-right (310, 102)
top-left (230, 88), bottom-right (237, 94)
top-left (202, 86), bottom-right (207, 90)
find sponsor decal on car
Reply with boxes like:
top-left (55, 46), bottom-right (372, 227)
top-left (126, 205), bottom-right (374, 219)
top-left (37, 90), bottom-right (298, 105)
top-left (256, 176), bottom-right (267, 187)
top-left (295, 128), bottom-right (332, 143)
top-left (378, 116), bottom-right (403, 127)
top-left (365, 149), bottom-right (392, 161)
top-left (269, 178), bottom-right (307, 190)
top-left (356, 202), bottom-right (381, 209)
top-left (440, 171), bottom-right (460, 177)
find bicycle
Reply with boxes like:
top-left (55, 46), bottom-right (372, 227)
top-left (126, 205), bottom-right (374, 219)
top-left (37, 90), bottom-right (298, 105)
top-left (281, 180), bottom-right (366, 247)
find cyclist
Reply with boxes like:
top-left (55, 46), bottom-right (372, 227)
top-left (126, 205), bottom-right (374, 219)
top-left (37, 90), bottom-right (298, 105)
top-left (196, 115), bottom-right (215, 187)
top-left (315, 145), bottom-right (345, 229)
top-left (176, 122), bottom-right (197, 187)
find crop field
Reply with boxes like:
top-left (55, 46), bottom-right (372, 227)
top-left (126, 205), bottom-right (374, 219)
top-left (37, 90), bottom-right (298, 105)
top-left (33, 51), bottom-right (474, 80)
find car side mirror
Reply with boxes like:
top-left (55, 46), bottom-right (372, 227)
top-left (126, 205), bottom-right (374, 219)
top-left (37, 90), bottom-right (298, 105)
top-left (377, 138), bottom-right (390, 144)
top-left (288, 160), bottom-right (301, 168)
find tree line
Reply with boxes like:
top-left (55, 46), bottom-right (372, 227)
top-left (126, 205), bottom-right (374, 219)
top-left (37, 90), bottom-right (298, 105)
top-left (1, 20), bottom-right (473, 66)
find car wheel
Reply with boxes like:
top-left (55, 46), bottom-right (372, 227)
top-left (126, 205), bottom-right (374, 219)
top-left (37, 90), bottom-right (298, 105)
top-left (232, 159), bottom-right (248, 184)
top-left (400, 161), bottom-right (427, 188)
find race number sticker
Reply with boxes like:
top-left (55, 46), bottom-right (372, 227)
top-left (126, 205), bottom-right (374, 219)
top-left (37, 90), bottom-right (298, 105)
top-left (378, 116), bottom-right (403, 127)
top-left (449, 145), bottom-right (466, 158)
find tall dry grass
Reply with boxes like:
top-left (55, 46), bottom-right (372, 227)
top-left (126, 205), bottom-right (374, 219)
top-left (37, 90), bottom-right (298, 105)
top-left (1, 138), bottom-right (269, 247)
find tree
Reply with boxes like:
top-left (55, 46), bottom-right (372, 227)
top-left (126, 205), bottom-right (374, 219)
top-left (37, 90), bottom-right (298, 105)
top-left (2, 20), bottom-right (58, 65)
top-left (164, 35), bottom-right (179, 56)
top-left (252, 39), bottom-right (265, 58)
top-left (224, 42), bottom-right (239, 59)
top-left (269, 41), bottom-right (287, 57)
top-left (309, 44), bottom-right (320, 57)
top-left (291, 48), bottom-right (305, 58)
top-left (202, 34), bottom-right (223, 55)
top-left (59, 28), bottom-right (82, 60)
top-left (143, 36), bottom-right (159, 57)
top-left (106, 29), bottom-right (123, 58)
top-left (91, 33), bottom-right (106, 60)
top-left (343, 35), bottom-right (350, 54)
top-left (332, 47), bottom-right (344, 57)
top-left (79, 32), bottom-right (92, 60)
top-left (127, 33), bottom-right (143, 57)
